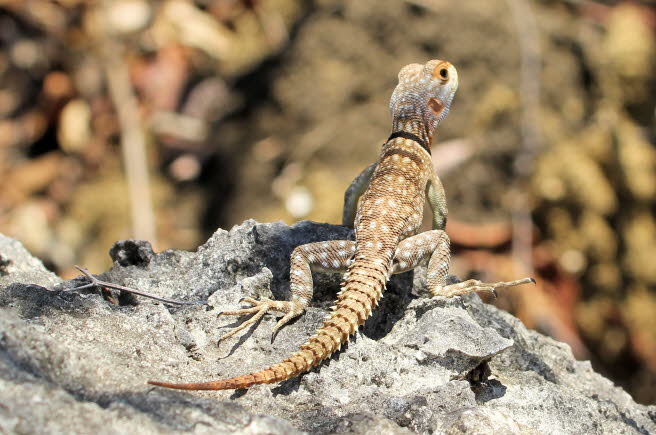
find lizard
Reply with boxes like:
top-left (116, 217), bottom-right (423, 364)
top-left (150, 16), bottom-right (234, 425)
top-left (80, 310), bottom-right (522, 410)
top-left (148, 59), bottom-right (534, 391)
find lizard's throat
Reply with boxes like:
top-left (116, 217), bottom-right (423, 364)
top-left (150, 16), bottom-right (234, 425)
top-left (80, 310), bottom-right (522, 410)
top-left (390, 116), bottom-right (434, 150)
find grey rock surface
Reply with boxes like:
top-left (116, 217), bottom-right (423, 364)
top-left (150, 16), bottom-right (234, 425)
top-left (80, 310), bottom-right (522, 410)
top-left (0, 222), bottom-right (654, 434)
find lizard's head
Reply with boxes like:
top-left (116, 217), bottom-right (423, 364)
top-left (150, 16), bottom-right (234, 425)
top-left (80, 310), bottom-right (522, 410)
top-left (390, 60), bottom-right (459, 134)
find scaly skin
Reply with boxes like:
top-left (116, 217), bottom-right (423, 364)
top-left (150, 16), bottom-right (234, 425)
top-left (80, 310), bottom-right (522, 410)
top-left (148, 60), bottom-right (534, 391)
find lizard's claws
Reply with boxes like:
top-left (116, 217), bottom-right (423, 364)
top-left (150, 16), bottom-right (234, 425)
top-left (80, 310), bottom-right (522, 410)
top-left (217, 298), bottom-right (300, 346)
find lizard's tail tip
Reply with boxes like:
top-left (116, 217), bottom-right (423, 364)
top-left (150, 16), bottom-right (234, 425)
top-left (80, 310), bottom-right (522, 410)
top-left (147, 380), bottom-right (233, 391)
top-left (148, 380), bottom-right (195, 390)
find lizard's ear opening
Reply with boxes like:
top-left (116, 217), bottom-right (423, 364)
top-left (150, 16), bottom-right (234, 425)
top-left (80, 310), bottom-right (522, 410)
top-left (428, 97), bottom-right (445, 117)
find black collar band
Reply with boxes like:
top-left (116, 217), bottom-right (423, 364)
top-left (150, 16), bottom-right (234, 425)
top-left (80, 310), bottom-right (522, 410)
top-left (386, 131), bottom-right (430, 154)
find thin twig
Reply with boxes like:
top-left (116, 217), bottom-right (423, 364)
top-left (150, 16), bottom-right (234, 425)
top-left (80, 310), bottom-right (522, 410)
top-left (65, 265), bottom-right (207, 306)
top-left (100, 1), bottom-right (157, 245)
top-left (505, 0), bottom-right (542, 274)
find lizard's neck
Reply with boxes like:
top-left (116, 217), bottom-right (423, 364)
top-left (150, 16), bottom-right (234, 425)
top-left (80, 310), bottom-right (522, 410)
top-left (390, 116), bottom-right (434, 151)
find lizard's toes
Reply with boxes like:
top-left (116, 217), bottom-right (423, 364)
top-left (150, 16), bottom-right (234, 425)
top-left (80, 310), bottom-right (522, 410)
top-left (469, 285), bottom-right (498, 297)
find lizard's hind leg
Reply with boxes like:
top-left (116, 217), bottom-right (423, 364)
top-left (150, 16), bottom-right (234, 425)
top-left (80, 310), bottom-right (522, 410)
top-left (391, 230), bottom-right (451, 276)
top-left (391, 231), bottom-right (534, 297)
top-left (218, 240), bottom-right (356, 344)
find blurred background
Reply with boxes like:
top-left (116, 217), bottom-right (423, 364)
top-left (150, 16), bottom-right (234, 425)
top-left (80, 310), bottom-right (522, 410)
top-left (0, 0), bottom-right (655, 404)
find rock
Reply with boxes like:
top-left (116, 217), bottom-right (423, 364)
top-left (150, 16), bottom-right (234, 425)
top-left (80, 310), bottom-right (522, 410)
top-left (0, 221), bottom-right (654, 434)
top-left (0, 234), bottom-right (59, 288)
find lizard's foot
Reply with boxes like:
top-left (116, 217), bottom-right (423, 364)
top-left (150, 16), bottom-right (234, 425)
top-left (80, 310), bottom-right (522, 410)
top-left (431, 277), bottom-right (535, 298)
top-left (218, 297), bottom-right (304, 344)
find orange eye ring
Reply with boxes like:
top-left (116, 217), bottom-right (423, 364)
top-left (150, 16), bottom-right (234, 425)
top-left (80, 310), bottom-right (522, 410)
top-left (431, 62), bottom-right (451, 81)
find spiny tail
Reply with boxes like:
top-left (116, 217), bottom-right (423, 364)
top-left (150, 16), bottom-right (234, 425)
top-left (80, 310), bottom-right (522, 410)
top-left (148, 257), bottom-right (389, 390)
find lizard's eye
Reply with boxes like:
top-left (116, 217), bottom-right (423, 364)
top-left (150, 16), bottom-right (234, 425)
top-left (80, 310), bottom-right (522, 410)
top-left (439, 68), bottom-right (448, 79)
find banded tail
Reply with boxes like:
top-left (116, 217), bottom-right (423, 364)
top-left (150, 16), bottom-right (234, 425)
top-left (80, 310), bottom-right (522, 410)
top-left (148, 256), bottom-right (390, 390)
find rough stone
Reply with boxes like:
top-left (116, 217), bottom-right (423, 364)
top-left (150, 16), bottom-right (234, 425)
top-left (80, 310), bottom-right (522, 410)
top-left (0, 222), bottom-right (654, 434)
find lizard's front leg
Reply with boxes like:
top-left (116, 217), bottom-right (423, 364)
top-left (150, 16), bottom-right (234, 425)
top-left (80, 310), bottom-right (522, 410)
top-left (426, 174), bottom-right (448, 231)
top-left (342, 163), bottom-right (376, 227)
top-left (391, 231), bottom-right (533, 296)
top-left (218, 240), bottom-right (356, 343)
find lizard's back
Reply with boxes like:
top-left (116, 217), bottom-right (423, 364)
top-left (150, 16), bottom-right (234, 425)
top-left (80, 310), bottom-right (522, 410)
top-left (352, 139), bottom-right (433, 275)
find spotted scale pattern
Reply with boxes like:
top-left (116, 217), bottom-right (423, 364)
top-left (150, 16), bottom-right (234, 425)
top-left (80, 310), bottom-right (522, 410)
top-left (391, 230), bottom-right (450, 277)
